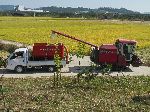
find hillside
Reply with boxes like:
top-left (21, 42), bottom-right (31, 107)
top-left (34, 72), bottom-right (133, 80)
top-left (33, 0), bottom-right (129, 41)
top-left (39, 6), bottom-right (140, 14)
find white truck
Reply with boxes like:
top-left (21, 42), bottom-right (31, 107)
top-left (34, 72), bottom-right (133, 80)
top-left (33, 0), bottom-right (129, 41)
top-left (6, 43), bottom-right (69, 73)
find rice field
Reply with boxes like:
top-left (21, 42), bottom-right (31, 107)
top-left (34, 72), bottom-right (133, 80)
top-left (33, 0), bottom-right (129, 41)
top-left (0, 17), bottom-right (150, 53)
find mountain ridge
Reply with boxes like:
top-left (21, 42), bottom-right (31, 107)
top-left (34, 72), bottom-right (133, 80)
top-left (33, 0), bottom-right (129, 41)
top-left (38, 6), bottom-right (140, 14)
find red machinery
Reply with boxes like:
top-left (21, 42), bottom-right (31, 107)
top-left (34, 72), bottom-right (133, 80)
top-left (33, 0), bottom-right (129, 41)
top-left (51, 30), bottom-right (142, 69)
top-left (32, 43), bottom-right (69, 63)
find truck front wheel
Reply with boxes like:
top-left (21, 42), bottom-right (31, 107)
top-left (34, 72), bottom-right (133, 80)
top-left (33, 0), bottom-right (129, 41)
top-left (15, 66), bottom-right (24, 73)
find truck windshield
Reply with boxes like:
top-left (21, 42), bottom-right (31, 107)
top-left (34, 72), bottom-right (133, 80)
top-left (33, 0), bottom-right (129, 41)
top-left (10, 51), bottom-right (24, 60)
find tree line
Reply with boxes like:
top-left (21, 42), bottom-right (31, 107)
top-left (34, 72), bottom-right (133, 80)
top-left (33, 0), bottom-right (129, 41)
top-left (0, 11), bottom-right (150, 21)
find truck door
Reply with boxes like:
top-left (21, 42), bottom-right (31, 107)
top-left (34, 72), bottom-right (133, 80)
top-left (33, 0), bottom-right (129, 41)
top-left (6, 51), bottom-right (25, 70)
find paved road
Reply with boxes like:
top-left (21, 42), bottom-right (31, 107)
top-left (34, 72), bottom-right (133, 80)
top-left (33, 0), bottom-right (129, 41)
top-left (0, 56), bottom-right (150, 78)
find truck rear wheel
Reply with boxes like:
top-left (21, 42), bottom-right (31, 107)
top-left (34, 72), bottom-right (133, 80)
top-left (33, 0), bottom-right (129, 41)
top-left (47, 66), bottom-right (55, 72)
top-left (15, 66), bottom-right (24, 73)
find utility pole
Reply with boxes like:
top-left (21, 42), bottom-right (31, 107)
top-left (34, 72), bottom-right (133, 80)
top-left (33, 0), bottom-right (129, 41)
top-left (33, 12), bottom-right (36, 17)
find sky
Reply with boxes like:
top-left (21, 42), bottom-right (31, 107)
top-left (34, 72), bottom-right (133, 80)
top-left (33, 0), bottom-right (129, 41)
top-left (0, 0), bottom-right (150, 13)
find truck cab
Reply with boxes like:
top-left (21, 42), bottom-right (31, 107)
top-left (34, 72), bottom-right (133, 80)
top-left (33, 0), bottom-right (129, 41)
top-left (6, 48), bottom-right (28, 72)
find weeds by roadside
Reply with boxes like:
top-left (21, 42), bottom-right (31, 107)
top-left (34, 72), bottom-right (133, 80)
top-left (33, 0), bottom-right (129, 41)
top-left (136, 47), bottom-right (150, 66)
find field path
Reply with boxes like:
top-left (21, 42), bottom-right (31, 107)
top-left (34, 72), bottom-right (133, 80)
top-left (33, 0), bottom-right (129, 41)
top-left (0, 56), bottom-right (150, 78)
top-left (0, 39), bottom-right (32, 49)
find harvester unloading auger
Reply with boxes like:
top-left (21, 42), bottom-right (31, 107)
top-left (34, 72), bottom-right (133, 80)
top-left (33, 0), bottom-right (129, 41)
top-left (51, 30), bottom-right (142, 69)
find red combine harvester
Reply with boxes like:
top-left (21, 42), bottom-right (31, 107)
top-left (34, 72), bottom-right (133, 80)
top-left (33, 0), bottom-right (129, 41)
top-left (51, 30), bottom-right (142, 69)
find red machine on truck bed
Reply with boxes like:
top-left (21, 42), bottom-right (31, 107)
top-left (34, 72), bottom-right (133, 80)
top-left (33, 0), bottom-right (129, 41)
top-left (32, 43), bottom-right (67, 61)
top-left (51, 30), bottom-right (142, 69)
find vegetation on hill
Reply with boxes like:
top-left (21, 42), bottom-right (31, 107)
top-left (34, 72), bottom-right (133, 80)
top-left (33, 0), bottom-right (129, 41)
top-left (0, 6), bottom-right (150, 21)
top-left (39, 6), bottom-right (139, 14)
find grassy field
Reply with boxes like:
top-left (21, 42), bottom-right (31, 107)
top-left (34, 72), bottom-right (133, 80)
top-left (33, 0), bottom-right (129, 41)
top-left (0, 76), bottom-right (150, 111)
top-left (0, 17), bottom-right (150, 53)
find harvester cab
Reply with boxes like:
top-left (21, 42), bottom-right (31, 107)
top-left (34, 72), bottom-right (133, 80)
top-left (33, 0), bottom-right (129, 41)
top-left (115, 39), bottom-right (136, 61)
top-left (115, 39), bottom-right (142, 67)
